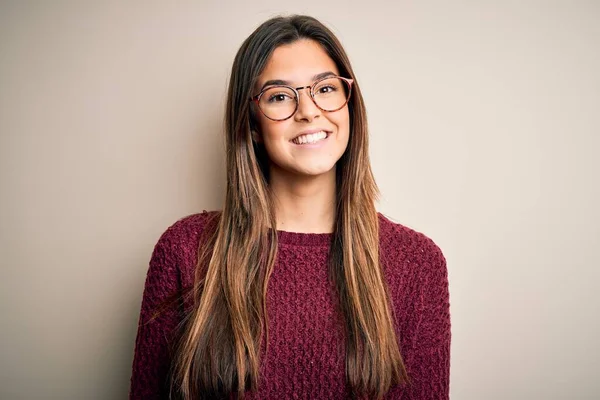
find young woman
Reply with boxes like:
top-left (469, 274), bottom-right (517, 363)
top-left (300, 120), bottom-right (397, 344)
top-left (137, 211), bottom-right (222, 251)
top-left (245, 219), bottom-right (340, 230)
top-left (130, 15), bottom-right (450, 400)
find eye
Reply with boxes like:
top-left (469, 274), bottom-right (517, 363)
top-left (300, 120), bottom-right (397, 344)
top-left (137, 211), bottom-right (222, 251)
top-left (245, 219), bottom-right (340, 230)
top-left (316, 84), bottom-right (337, 94)
top-left (266, 92), bottom-right (294, 103)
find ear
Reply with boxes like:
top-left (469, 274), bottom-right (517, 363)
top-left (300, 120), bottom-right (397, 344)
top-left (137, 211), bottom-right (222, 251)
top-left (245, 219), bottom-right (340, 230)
top-left (251, 129), bottom-right (263, 143)
top-left (249, 107), bottom-right (263, 143)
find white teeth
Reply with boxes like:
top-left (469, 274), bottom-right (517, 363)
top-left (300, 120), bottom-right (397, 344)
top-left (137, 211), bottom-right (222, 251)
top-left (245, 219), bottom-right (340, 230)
top-left (293, 131), bottom-right (327, 145)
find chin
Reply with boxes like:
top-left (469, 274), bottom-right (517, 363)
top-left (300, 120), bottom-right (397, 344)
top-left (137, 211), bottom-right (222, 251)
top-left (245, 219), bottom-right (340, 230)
top-left (296, 163), bottom-right (337, 177)
top-left (269, 156), bottom-right (341, 179)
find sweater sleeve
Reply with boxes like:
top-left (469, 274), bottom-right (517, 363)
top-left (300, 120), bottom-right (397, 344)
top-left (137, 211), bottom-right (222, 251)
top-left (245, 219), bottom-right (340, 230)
top-left (129, 225), bottom-right (184, 400)
top-left (387, 240), bottom-right (451, 400)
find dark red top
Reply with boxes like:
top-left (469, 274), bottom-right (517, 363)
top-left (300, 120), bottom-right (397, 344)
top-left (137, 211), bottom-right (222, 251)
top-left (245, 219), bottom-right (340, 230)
top-left (130, 211), bottom-right (451, 399)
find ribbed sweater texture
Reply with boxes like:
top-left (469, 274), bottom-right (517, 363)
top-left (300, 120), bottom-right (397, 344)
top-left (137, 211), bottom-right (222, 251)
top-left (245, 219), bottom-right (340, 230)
top-left (130, 211), bottom-right (450, 399)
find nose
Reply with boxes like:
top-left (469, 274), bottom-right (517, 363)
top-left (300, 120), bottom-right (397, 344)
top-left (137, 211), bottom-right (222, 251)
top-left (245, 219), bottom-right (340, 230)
top-left (294, 87), bottom-right (321, 121)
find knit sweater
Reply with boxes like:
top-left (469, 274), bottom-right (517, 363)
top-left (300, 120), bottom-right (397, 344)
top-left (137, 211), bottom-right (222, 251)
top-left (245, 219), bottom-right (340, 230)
top-left (129, 211), bottom-right (451, 399)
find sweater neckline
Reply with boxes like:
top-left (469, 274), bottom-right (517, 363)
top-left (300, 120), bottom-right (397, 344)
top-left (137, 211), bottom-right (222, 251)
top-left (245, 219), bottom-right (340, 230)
top-left (276, 229), bottom-right (333, 247)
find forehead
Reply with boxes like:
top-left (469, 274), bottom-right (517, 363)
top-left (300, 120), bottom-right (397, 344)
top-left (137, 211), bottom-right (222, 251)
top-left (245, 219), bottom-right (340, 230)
top-left (257, 39), bottom-right (340, 87)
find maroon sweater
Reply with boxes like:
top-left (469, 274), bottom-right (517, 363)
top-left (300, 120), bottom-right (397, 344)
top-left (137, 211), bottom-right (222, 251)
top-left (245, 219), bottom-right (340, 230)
top-left (130, 211), bottom-right (451, 399)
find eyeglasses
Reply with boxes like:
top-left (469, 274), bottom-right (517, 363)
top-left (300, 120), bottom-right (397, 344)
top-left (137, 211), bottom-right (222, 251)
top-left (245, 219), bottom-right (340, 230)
top-left (250, 75), bottom-right (354, 121)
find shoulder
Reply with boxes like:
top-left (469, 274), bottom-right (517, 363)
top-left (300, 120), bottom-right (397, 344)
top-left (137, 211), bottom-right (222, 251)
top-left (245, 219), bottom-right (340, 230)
top-left (154, 209), bottom-right (221, 254)
top-left (377, 212), bottom-right (445, 263)
top-left (150, 210), bottom-right (221, 285)
top-left (377, 212), bottom-right (447, 297)
top-left (155, 210), bottom-right (220, 252)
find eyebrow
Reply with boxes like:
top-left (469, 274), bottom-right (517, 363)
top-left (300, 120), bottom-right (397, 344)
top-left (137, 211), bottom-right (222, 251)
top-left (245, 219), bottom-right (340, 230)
top-left (260, 71), bottom-right (337, 91)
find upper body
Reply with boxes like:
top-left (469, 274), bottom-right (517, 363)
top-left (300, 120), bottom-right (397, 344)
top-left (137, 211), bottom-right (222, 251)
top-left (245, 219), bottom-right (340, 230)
top-left (130, 14), bottom-right (451, 400)
top-left (130, 210), bottom-right (450, 399)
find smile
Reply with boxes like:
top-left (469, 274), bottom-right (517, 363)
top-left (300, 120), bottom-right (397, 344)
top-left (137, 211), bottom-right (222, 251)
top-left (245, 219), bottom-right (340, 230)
top-left (291, 130), bottom-right (330, 145)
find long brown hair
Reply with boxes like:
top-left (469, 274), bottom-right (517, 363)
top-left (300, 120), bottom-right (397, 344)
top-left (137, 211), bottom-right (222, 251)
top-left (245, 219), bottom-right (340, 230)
top-left (170, 15), bottom-right (408, 399)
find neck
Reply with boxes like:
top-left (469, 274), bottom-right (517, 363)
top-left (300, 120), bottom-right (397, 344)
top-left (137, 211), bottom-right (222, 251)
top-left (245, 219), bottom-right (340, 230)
top-left (269, 167), bottom-right (336, 234)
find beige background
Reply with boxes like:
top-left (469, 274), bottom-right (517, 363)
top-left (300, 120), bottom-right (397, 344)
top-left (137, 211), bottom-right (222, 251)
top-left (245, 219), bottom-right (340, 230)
top-left (1, 1), bottom-right (599, 399)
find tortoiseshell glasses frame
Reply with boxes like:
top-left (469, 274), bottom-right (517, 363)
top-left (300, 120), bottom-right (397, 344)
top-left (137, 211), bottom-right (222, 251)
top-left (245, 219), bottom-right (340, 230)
top-left (250, 75), bottom-right (354, 121)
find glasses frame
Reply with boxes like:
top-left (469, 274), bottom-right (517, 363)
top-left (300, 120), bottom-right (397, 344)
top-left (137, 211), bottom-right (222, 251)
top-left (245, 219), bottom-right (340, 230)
top-left (250, 75), bottom-right (354, 121)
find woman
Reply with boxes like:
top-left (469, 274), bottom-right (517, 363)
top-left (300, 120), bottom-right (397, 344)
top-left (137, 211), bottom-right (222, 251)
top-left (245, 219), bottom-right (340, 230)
top-left (130, 15), bottom-right (450, 400)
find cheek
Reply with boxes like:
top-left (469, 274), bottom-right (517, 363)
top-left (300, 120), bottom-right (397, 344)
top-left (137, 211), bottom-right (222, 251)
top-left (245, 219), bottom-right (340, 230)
top-left (260, 121), bottom-right (287, 143)
top-left (257, 119), bottom-right (292, 161)
top-left (334, 109), bottom-right (351, 137)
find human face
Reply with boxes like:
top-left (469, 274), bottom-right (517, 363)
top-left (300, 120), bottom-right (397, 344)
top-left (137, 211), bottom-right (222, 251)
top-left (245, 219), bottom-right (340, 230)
top-left (252, 39), bottom-right (350, 178)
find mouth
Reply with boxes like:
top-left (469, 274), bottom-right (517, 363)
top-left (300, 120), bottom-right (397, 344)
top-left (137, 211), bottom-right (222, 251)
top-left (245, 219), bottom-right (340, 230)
top-left (290, 130), bottom-right (332, 145)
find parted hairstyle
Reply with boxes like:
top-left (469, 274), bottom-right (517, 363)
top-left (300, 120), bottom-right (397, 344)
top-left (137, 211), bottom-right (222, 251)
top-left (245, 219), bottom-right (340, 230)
top-left (170, 14), bottom-right (409, 400)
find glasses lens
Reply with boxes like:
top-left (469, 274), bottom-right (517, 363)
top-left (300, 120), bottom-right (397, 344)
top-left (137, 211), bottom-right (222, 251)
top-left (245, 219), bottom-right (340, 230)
top-left (313, 77), bottom-right (351, 111)
top-left (259, 86), bottom-right (297, 120)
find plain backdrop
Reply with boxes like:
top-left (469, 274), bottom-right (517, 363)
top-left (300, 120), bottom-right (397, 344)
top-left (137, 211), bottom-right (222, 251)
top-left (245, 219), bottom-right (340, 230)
top-left (1, 1), bottom-right (599, 399)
